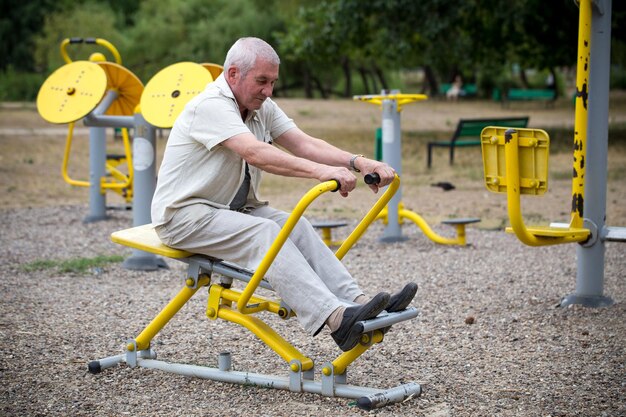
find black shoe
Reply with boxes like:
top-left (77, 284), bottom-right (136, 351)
top-left (380, 283), bottom-right (419, 335)
top-left (386, 282), bottom-right (418, 312)
top-left (331, 292), bottom-right (390, 351)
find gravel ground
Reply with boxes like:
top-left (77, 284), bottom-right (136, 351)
top-left (0, 205), bottom-right (624, 416)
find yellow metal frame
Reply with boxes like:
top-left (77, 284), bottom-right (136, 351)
top-left (478, 0), bottom-right (593, 247)
top-left (571, 0), bottom-right (591, 228)
top-left (60, 37), bottom-right (122, 65)
top-left (61, 122), bottom-right (134, 202)
top-left (353, 93), bottom-right (427, 112)
top-left (117, 176), bottom-right (401, 374)
top-left (481, 127), bottom-right (589, 246)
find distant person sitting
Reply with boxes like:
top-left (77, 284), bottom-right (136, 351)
top-left (446, 75), bottom-right (464, 101)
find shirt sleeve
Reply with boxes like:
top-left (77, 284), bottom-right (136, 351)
top-left (188, 96), bottom-right (251, 151)
top-left (264, 99), bottom-right (297, 139)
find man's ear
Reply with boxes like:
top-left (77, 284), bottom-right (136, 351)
top-left (226, 66), bottom-right (238, 83)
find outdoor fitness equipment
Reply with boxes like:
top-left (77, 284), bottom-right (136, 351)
top-left (354, 92), bottom-right (480, 244)
top-left (88, 175), bottom-right (421, 411)
top-left (480, 0), bottom-right (624, 307)
top-left (37, 38), bottom-right (217, 269)
top-left (37, 38), bottom-right (142, 220)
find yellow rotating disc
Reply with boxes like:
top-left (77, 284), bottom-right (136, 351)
top-left (97, 62), bottom-right (144, 116)
top-left (201, 63), bottom-right (224, 80)
top-left (140, 62), bottom-right (213, 128)
top-left (37, 61), bottom-right (108, 124)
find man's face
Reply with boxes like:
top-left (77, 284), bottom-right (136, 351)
top-left (229, 58), bottom-right (279, 113)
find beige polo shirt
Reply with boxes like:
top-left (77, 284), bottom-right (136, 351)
top-left (151, 74), bottom-right (296, 227)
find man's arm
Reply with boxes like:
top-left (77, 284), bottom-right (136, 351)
top-left (221, 132), bottom-right (357, 196)
top-left (275, 127), bottom-right (395, 192)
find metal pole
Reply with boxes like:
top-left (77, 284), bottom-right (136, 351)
top-left (83, 126), bottom-right (108, 223)
top-left (121, 112), bottom-right (167, 270)
top-left (82, 91), bottom-right (121, 223)
top-left (380, 96), bottom-right (406, 242)
top-left (561, 0), bottom-right (613, 307)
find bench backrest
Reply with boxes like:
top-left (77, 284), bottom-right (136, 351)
top-left (454, 117), bottom-right (529, 141)
top-left (507, 89), bottom-right (555, 99)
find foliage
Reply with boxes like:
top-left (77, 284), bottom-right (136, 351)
top-left (125, 0), bottom-right (281, 82)
top-left (33, 2), bottom-right (128, 73)
top-left (1, 0), bottom-right (625, 100)
top-left (0, 0), bottom-right (59, 71)
top-left (0, 68), bottom-right (46, 101)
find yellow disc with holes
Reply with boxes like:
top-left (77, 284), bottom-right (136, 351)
top-left (97, 62), bottom-right (144, 116)
top-left (140, 62), bottom-right (213, 128)
top-left (201, 62), bottom-right (224, 80)
top-left (36, 61), bottom-right (107, 124)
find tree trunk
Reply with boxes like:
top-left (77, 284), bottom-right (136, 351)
top-left (372, 63), bottom-right (388, 92)
top-left (303, 67), bottom-right (313, 99)
top-left (519, 68), bottom-right (529, 89)
top-left (422, 65), bottom-right (438, 96)
top-left (358, 67), bottom-right (370, 93)
top-left (313, 76), bottom-right (328, 99)
top-left (341, 56), bottom-right (352, 98)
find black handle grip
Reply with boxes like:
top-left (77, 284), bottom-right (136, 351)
top-left (85, 37), bottom-right (97, 44)
top-left (331, 179), bottom-right (341, 192)
top-left (364, 173), bottom-right (381, 185)
top-left (69, 37), bottom-right (83, 44)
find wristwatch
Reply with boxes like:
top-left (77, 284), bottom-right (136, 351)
top-left (350, 154), bottom-right (364, 172)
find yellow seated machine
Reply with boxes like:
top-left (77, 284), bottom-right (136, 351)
top-left (481, 127), bottom-right (590, 246)
top-left (89, 175), bottom-right (421, 410)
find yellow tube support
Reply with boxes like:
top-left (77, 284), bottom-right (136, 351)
top-left (60, 37), bottom-right (122, 65)
top-left (237, 180), bottom-right (340, 314)
top-left (218, 308), bottom-right (314, 371)
top-left (131, 275), bottom-right (210, 352)
top-left (571, 0), bottom-right (591, 229)
top-left (332, 330), bottom-right (384, 375)
top-left (61, 122), bottom-right (90, 187)
top-left (335, 175), bottom-right (400, 260)
top-left (399, 207), bottom-right (463, 246)
top-left (218, 288), bottom-right (289, 317)
top-left (504, 130), bottom-right (589, 246)
top-left (100, 128), bottom-right (134, 192)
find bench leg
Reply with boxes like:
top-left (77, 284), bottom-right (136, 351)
top-left (449, 145), bottom-right (455, 165)
top-left (427, 143), bottom-right (433, 168)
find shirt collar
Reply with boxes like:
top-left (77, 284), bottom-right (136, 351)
top-left (211, 73), bottom-right (259, 121)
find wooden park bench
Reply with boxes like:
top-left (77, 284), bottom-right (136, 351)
top-left (427, 116), bottom-right (529, 168)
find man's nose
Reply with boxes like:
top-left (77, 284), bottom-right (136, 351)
top-left (262, 84), bottom-right (273, 97)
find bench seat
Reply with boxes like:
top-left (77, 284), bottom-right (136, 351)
top-left (111, 224), bottom-right (192, 258)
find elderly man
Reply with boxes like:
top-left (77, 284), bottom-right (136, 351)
top-left (151, 37), bottom-right (417, 351)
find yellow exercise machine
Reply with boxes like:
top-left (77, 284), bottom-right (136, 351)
top-left (480, 0), bottom-right (623, 307)
top-left (89, 175), bottom-right (421, 410)
top-left (354, 92), bottom-right (480, 245)
top-left (481, 126), bottom-right (590, 246)
top-left (37, 38), bottom-right (143, 213)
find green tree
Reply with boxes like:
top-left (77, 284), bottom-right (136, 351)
top-left (33, 2), bottom-right (128, 73)
top-left (0, 0), bottom-right (59, 71)
top-left (125, 0), bottom-right (281, 83)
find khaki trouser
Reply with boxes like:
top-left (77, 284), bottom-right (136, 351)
top-left (155, 204), bottom-right (363, 334)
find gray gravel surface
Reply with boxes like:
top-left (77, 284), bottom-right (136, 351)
top-left (1, 205), bottom-right (624, 416)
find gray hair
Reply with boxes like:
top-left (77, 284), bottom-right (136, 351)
top-left (223, 37), bottom-right (280, 78)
